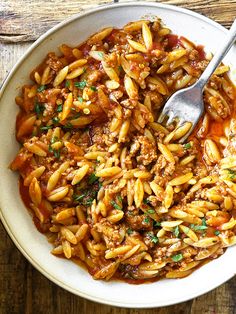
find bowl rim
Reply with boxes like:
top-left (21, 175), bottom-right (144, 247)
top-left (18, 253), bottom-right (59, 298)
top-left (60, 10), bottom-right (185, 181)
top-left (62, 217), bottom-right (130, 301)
top-left (0, 1), bottom-right (234, 308)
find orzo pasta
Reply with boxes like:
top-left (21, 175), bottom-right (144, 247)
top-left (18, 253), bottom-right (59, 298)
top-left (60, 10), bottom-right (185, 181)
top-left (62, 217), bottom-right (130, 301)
top-left (10, 19), bottom-right (236, 283)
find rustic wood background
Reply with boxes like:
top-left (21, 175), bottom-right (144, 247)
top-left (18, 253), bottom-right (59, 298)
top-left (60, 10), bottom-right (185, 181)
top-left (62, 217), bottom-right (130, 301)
top-left (1, 0), bottom-right (236, 313)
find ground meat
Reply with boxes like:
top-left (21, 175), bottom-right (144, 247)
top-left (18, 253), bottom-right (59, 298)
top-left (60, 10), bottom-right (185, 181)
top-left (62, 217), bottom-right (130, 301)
top-left (125, 212), bottom-right (153, 231)
top-left (136, 135), bottom-right (157, 165)
top-left (46, 52), bottom-right (64, 72)
top-left (95, 219), bottom-right (126, 248)
top-left (87, 70), bottom-right (103, 84)
top-left (143, 91), bottom-right (164, 110)
top-left (89, 125), bottom-right (107, 147)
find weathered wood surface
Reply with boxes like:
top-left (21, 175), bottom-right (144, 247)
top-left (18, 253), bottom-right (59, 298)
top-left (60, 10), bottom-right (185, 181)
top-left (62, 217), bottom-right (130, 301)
top-left (1, 0), bottom-right (236, 313)
top-left (1, 0), bottom-right (235, 43)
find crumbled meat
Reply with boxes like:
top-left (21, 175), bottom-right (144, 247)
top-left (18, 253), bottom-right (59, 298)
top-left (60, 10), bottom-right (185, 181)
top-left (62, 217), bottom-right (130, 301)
top-left (46, 52), bottom-right (64, 72)
top-left (125, 211), bottom-right (153, 231)
top-left (136, 136), bottom-right (157, 165)
top-left (87, 70), bottom-right (103, 84)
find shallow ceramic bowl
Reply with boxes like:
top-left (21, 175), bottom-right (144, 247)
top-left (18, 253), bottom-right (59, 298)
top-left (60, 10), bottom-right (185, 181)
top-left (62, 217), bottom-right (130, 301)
top-left (1, 1), bottom-right (236, 308)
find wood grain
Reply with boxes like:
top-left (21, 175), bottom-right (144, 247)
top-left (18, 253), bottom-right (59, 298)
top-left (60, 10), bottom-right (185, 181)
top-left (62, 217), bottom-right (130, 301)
top-left (1, 0), bottom-right (236, 313)
top-left (0, 0), bottom-right (235, 43)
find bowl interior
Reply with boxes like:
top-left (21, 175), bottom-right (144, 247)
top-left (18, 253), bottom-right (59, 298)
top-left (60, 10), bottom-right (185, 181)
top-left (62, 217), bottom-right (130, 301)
top-left (0, 2), bottom-right (236, 308)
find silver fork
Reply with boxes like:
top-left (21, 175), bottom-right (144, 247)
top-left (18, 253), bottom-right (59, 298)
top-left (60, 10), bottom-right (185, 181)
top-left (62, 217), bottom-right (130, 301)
top-left (158, 19), bottom-right (236, 143)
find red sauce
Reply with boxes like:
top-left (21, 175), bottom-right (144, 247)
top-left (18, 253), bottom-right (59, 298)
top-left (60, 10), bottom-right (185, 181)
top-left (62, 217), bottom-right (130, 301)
top-left (19, 177), bottom-right (51, 233)
top-left (166, 34), bottom-right (180, 49)
top-left (208, 121), bottom-right (225, 137)
top-left (195, 45), bottom-right (206, 61)
top-left (19, 177), bottom-right (31, 208)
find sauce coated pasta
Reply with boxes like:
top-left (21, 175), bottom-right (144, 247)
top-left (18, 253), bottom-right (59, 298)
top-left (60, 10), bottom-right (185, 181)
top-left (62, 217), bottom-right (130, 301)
top-left (10, 19), bottom-right (236, 283)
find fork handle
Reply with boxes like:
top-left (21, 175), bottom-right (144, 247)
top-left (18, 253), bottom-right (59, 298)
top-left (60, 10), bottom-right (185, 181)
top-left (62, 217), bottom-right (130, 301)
top-left (196, 19), bottom-right (236, 90)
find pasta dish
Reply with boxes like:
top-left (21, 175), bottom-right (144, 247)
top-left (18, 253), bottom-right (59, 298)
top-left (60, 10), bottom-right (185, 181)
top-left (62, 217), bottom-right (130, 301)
top-left (10, 19), bottom-right (236, 282)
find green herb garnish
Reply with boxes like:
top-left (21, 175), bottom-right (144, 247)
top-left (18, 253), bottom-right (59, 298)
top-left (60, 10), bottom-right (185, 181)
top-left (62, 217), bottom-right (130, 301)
top-left (147, 209), bottom-right (155, 214)
top-left (53, 149), bottom-right (60, 159)
top-left (98, 52), bottom-right (104, 58)
top-left (174, 226), bottom-right (180, 237)
top-left (184, 142), bottom-right (191, 149)
top-left (73, 193), bottom-right (86, 202)
top-left (40, 125), bottom-right (53, 131)
top-left (90, 86), bottom-right (97, 92)
top-left (214, 230), bottom-right (220, 236)
top-left (63, 122), bottom-right (73, 129)
top-left (154, 221), bottom-right (161, 228)
top-left (190, 224), bottom-right (208, 231)
top-left (127, 228), bottom-right (133, 235)
top-left (117, 195), bottom-right (123, 203)
top-left (172, 253), bottom-right (183, 262)
top-left (57, 104), bottom-right (63, 112)
top-left (202, 218), bottom-right (207, 227)
top-left (34, 102), bottom-right (45, 117)
top-left (227, 169), bottom-right (236, 180)
top-left (143, 198), bottom-right (151, 205)
top-left (88, 173), bottom-right (99, 184)
top-left (74, 80), bottom-right (87, 89)
top-left (65, 80), bottom-right (70, 88)
top-left (144, 216), bottom-right (150, 224)
top-left (52, 117), bottom-right (60, 124)
top-left (148, 233), bottom-right (158, 244)
top-left (50, 136), bottom-right (58, 144)
top-left (110, 200), bottom-right (122, 211)
top-left (118, 65), bottom-right (122, 71)
top-left (69, 112), bottom-right (81, 120)
top-left (78, 97), bottom-right (83, 103)
top-left (37, 85), bottom-right (46, 92)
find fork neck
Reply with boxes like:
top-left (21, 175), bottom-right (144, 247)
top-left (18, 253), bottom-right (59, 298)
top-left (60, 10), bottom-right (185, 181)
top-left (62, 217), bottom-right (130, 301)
top-left (194, 19), bottom-right (236, 91)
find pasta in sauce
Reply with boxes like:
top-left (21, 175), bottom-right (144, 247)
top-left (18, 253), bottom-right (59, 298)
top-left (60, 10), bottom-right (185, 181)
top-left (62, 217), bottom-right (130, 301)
top-left (10, 19), bottom-right (236, 283)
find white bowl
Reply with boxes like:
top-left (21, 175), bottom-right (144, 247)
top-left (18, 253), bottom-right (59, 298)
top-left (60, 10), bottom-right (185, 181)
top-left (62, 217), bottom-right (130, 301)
top-left (0, 1), bottom-right (236, 308)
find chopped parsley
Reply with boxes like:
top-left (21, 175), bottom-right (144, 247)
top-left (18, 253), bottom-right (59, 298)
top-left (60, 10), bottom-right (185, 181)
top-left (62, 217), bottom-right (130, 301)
top-left (57, 104), bottom-right (63, 112)
top-left (78, 96), bottom-right (83, 103)
top-left (117, 195), bottom-right (123, 203)
top-left (37, 85), bottom-right (46, 92)
top-left (174, 225), bottom-right (180, 237)
top-left (63, 122), bottom-right (73, 129)
top-left (202, 218), bottom-right (207, 227)
top-left (214, 230), bottom-right (220, 236)
top-left (172, 253), bottom-right (183, 262)
top-left (48, 137), bottom-right (61, 158)
top-left (90, 86), bottom-right (97, 92)
top-left (148, 233), bottom-right (158, 244)
top-left (52, 117), bottom-right (60, 124)
top-left (88, 173), bottom-right (99, 184)
top-left (118, 65), bottom-right (122, 71)
top-left (74, 80), bottom-right (87, 89)
top-left (153, 221), bottom-right (161, 228)
top-left (69, 112), bottom-right (81, 120)
top-left (72, 181), bottom-right (100, 207)
top-left (147, 209), bottom-right (155, 214)
top-left (227, 169), bottom-right (236, 180)
top-left (110, 200), bottom-right (122, 211)
top-left (50, 136), bottom-right (58, 144)
top-left (40, 125), bottom-right (53, 131)
top-left (53, 149), bottom-right (60, 159)
top-left (65, 80), bottom-right (70, 88)
top-left (183, 142), bottom-right (191, 150)
top-left (143, 198), bottom-right (151, 205)
top-left (73, 193), bottom-right (93, 206)
top-left (34, 102), bottom-right (45, 117)
top-left (98, 52), bottom-right (104, 58)
top-left (127, 228), bottom-right (133, 235)
top-left (73, 194), bottom-right (85, 202)
top-left (190, 224), bottom-right (208, 231)
top-left (143, 216), bottom-right (150, 224)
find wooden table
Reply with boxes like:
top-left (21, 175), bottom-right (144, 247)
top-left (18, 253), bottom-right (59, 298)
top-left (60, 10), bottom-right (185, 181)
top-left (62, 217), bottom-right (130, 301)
top-left (1, 0), bottom-right (236, 313)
